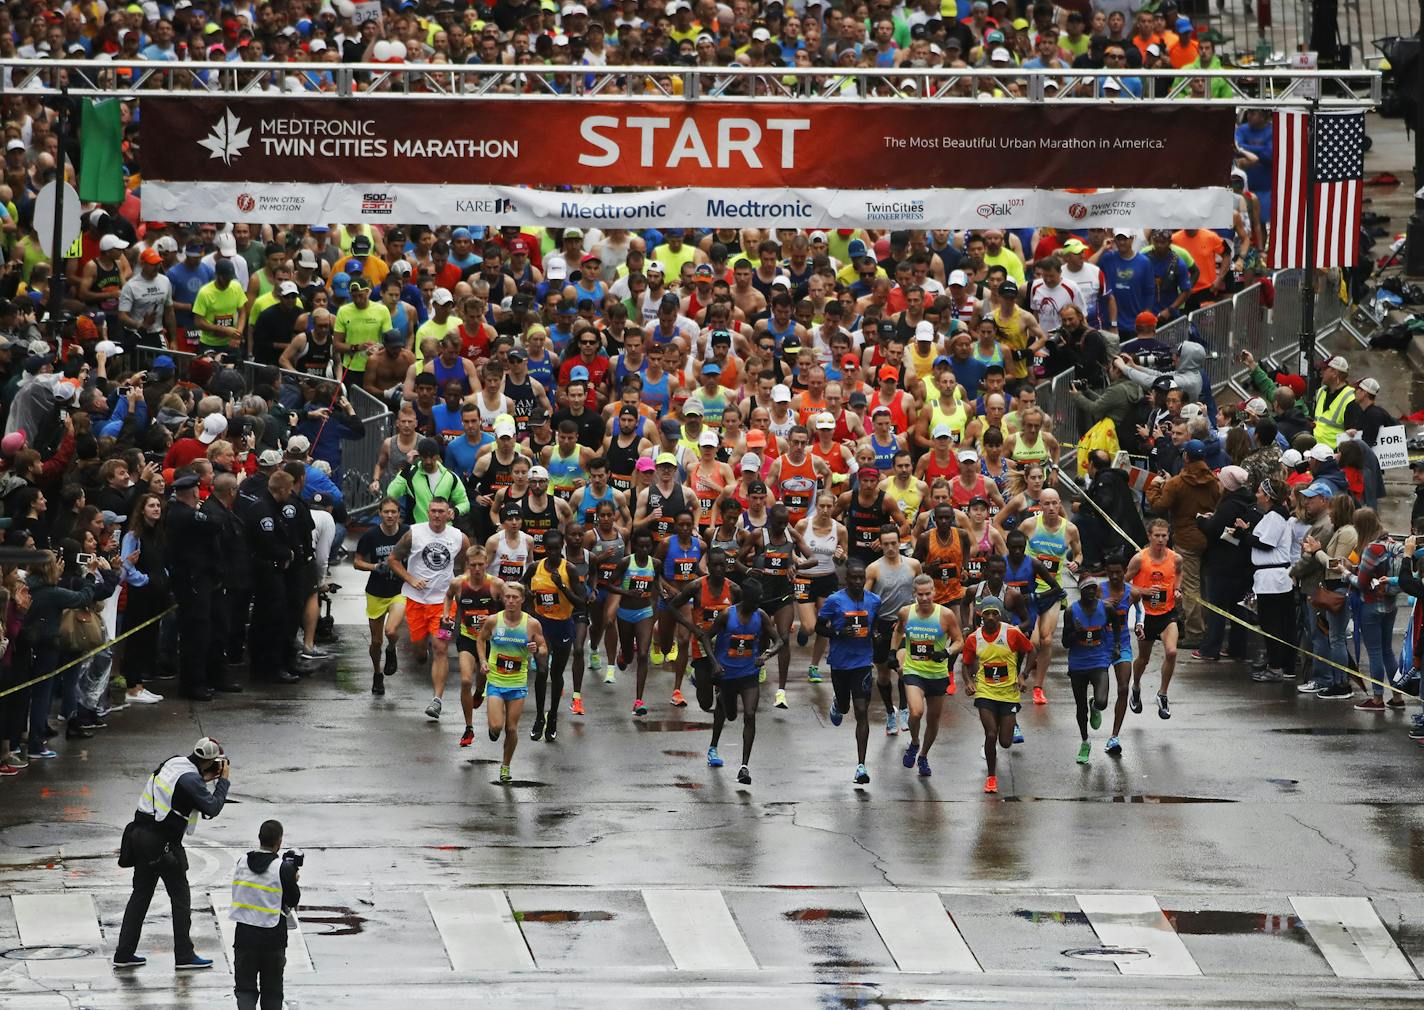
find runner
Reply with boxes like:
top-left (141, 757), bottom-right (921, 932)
top-left (1060, 578), bottom-right (1121, 765)
top-left (817, 559), bottom-right (880, 785)
top-left (561, 519), bottom-right (594, 717)
top-left (386, 497), bottom-right (470, 724)
top-left (445, 547), bottom-right (504, 748)
top-left (962, 595), bottom-right (1034, 794)
top-left (866, 526), bottom-right (921, 736)
top-left (541, 420), bottom-right (595, 502)
top-left (838, 467), bottom-right (905, 567)
top-left (353, 497), bottom-right (408, 696)
top-left (1018, 488), bottom-right (1080, 704)
top-left (738, 504), bottom-right (807, 708)
top-left (604, 405), bottom-right (653, 497)
top-left (696, 580), bottom-right (785, 785)
top-left (1126, 518), bottom-right (1183, 720)
top-left (485, 505), bottom-right (534, 584)
top-left (605, 529), bottom-right (659, 716)
top-left (523, 527), bottom-right (586, 742)
top-left (569, 456), bottom-right (630, 533)
top-left (880, 452), bottom-right (929, 534)
top-left (1000, 528), bottom-right (1060, 738)
top-left (520, 465), bottom-right (574, 561)
top-left (914, 503), bottom-right (972, 688)
top-left (891, 574), bottom-right (963, 777)
top-left (1100, 551), bottom-right (1141, 756)
top-left (686, 431), bottom-right (735, 531)
top-left (668, 549), bottom-right (741, 761)
top-left (994, 462), bottom-right (1047, 533)
top-left (585, 500), bottom-right (626, 684)
top-left (656, 511), bottom-right (705, 707)
top-left (962, 496), bottom-right (1008, 593)
top-left (476, 582), bottom-right (548, 784)
top-left (794, 490), bottom-right (848, 685)
top-left (766, 425), bottom-right (829, 527)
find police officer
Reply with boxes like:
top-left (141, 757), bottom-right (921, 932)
top-left (280, 462), bottom-right (318, 673)
top-left (238, 448), bottom-right (284, 512)
top-left (113, 736), bottom-right (231, 970)
top-left (165, 472), bottom-right (227, 700)
top-left (204, 471), bottom-right (253, 670)
top-left (246, 469), bottom-right (301, 684)
top-left (231, 819), bottom-right (301, 1010)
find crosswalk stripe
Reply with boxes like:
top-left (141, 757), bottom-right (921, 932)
top-left (1289, 896), bottom-right (1419, 980)
top-left (424, 890), bottom-right (535, 971)
top-left (859, 890), bottom-right (981, 974)
top-left (642, 889), bottom-right (758, 971)
top-left (1076, 894), bottom-right (1202, 977)
top-left (208, 892), bottom-right (314, 974)
top-left (11, 894), bottom-right (101, 947)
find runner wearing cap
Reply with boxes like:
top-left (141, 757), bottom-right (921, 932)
top-left (633, 451), bottom-right (697, 545)
top-left (80, 233), bottom-right (133, 336)
top-left (984, 280), bottom-right (1044, 383)
top-left (519, 465), bottom-right (574, 561)
top-left (117, 248), bottom-right (175, 349)
top-left (586, 499), bottom-right (627, 682)
top-left (962, 594), bottom-right (1034, 794)
top-left (603, 405), bottom-right (654, 497)
top-left (916, 422), bottom-right (961, 484)
top-left (870, 364), bottom-right (916, 433)
top-left (333, 274), bottom-right (392, 390)
top-left (686, 430), bottom-right (735, 532)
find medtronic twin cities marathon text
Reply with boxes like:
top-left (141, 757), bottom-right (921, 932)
top-left (257, 118), bottom-right (518, 160)
top-left (886, 136), bottom-right (1168, 150)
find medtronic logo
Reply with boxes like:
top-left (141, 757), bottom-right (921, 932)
top-left (198, 107), bottom-right (251, 165)
top-left (455, 198), bottom-right (517, 214)
top-left (362, 192), bottom-right (396, 215)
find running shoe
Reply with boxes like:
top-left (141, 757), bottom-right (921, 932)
top-left (0, 763), bottom-right (18, 776)
top-left (797, 628), bottom-right (810, 648)
top-left (1106, 736), bottom-right (1122, 756)
top-left (371, 674), bottom-right (385, 696)
top-left (707, 747), bottom-right (724, 768)
top-left (590, 652), bottom-right (603, 672)
top-left (651, 645), bottom-right (665, 664)
top-left (425, 697), bottom-right (442, 720)
top-left (807, 665), bottom-right (822, 683)
top-left (1012, 723), bottom-right (1024, 745)
top-left (459, 726), bottom-right (475, 748)
top-left (1355, 697), bottom-right (1385, 711)
top-left (1129, 686), bottom-right (1142, 713)
top-left (667, 643), bottom-right (679, 663)
top-left (1076, 740), bottom-right (1091, 764)
top-left (499, 765), bottom-right (512, 784)
top-left (854, 764), bottom-right (870, 785)
top-left (545, 715), bottom-right (558, 742)
top-left (27, 749), bottom-right (57, 760)
top-left (5, 753), bottom-right (27, 769)
top-left (671, 689), bottom-right (687, 708)
top-left (898, 708), bottom-right (910, 732)
top-left (902, 741), bottom-right (919, 768)
top-left (1089, 706), bottom-right (1102, 730)
top-left (1409, 724), bottom-right (1424, 740)
top-left (1297, 681), bottom-right (1326, 694)
top-left (947, 671), bottom-right (956, 696)
top-left (1156, 693), bottom-right (1171, 719)
top-left (885, 709), bottom-right (898, 735)
top-left (775, 689), bottom-right (788, 709)
top-left (829, 702), bottom-right (844, 727)
top-left (603, 667), bottom-right (617, 684)
top-left (112, 956), bottom-right (146, 968)
top-left (917, 755), bottom-right (931, 777)
top-left (570, 696), bottom-right (585, 716)
top-left (1387, 696), bottom-right (1407, 709)
top-left (530, 714), bottom-right (545, 740)
top-left (175, 956), bottom-right (214, 970)
top-left (736, 765), bottom-right (751, 785)
top-left (1318, 684), bottom-right (1354, 699)
top-left (1251, 669), bottom-right (1274, 682)
top-left (983, 775), bottom-right (998, 794)
top-left (633, 698), bottom-right (648, 716)
top-left (383, 644), bottom-right (398, 678)
top-left (1032, 686), bottom-right (1047, 705)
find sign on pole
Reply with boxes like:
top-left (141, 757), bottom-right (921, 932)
top-left (1373, 425), bottom-right (1409, 469)
top-left (32, 181), bottom-right (81, 252)
top-left (1290, 52), bottom-right (1319, 99)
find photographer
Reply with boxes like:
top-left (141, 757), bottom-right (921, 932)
top-left (231, 819), bottom-right (302, 1010)
top-left (1068, 356), bottom-right (1143, 453)
top-left (114, 736), bottom-right (231, 970)
top-left (1115, 341), bottom-right (1207, 404)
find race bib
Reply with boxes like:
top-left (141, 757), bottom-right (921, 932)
top-left (983, 661), bottom-right (1009, 683)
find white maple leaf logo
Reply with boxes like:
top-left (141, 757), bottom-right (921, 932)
top-left (197, 107), bottom-right (251, 165)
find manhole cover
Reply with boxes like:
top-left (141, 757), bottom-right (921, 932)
top-left (2, 945), bottom-right (96, 961)
top-left (1063, 946), bottom-right (1151, 962)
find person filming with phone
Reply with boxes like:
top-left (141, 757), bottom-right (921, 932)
top-left (113, 736), bottom-right (231, 971)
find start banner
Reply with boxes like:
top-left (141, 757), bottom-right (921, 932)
top-left (140, 96), bottom-right (1234, 191)
top-left (139, 182), bottom-right (1235, 229)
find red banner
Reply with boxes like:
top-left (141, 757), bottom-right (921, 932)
top-left (141, 97), bottom-right (1233, 191)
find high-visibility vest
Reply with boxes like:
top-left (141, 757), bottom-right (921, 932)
top-left (229, 856), bottom-right (283, 928)
top-left (136, 756), bottom-right (199, 836)
top-left (1313, 384), bottom-right (1356, 449)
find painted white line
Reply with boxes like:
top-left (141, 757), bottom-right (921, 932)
top-left (642, 889), bottom-right (758, 971)
top-left (1076, 894), bottom-right (1202, 976)
top-left (859, 890), bottom-right (981, 973)
top-left (11, 893), bottom-right (100, 947)
top-left (1290, 896), bottom-right (1418, 980)
top-left (209, 891), bottom-right (314, 973)
top-left (424, 890), bottom-right (534, 971)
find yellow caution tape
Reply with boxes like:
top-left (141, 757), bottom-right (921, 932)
top-left (0, 606), bottom-right (175, 699)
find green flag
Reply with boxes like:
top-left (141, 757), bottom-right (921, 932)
top-left (78, 99), bottom-right (125, 205)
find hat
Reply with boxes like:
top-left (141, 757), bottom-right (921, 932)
top-left (192, 737), bottom-right (223, 761)
top-left (277, 280), bottom-right (300, 298)
top-left (257, 448), bottom-right (283, 467)
top-left (1062, 239), bottom-right (1088, 254)
top-left (1306, 443), bottom-right (1334, 462)
top-left (172, 473), bottom-right (201, 491)
top-left (815, 413), bottom-right (836, 430)
top-left (655, 451), bottom-right (678, 467)
top-left (4, 139), bottom-right (24, 153)
top-left (381, 328), bottom-right (405, 346)
top-left (1300, 480), bottom-right (1335, 498)
top-left (695, 263), bottom-right (715, 278)
top-left (848, 391), bottom-right (868, 408)
top-left (739, 452), bottom-right (761, 471)
top-left (1218, 465), bottom-right (1249, 491)
top-left (183, 239), bottom-right (204, 257)
top-left (934, 355), bottom-right (953, 368)
top-left (1358, 377), bottom-right (1380, 395)
top-left (215, 259), bottom-right (237, 280)
top-left (847, 239), bottom-right (869, 259)
top-left (710, 329), bottom-right (732, 345)
top-left (528, 465), bottom-right (551, 480)
top-left (1113, 228), bottom-right (1134, 239)
top-left (139, 247), bottom-right (162, 266)
top-left (287, 434), bottom-right (313, 455)
top-left (1146, 42), bottom-right (1161, 55)
top-left (197, 413), bottom-right (228, 444)
top-left (99, 234), bottom-right (129, 252)
top-left (915, 321), bottom-right (936, 342)
top-left (876, 320), bottom-right (896, 339)
top-left (155, 236), bottom-right (179, 254)
top-left (932, 423), bottom-right (953, 439)
top-left (947, 270), bottom-right (969, 287)
top-left (1280, 448), bottom-right (1304, 468)
top-left (771, 384), bottom-right (792, 402)
top-left (215, 232), bottom-right (236, 256)
top-left (1175, 14), bottom-right (1193, 31)
top-left (682, 398), bottom-right (703, 416)
top-left (975, 596), bottom-right (1004, 615)
top-left (1182, 438), bottom-right (1206, 460)
top-left (998, 279), bottom-right (1019, 297)
top-left (957, 449), bottom-right (979, 463)
top-left (751, 25), bottom-right (771, 41)
top-left (878, 365), bottom-right (899, 382)
top-left (1150, 375), bottom-right (1178, 392)
top-left (770, 275), bottom-right (792, 291)
top-left (990, 46), bottom-right (1011, 61)
top-left (309, 491), bottom-right (333, 508)
top-left (745, 429), bottom-right (768, 447)
top-left (494, 416), bottom-right (517, 439)
top-left (644, 260), bottom-right (665, 275)
top-left (508, 347), bottom-right (527, 362)
top-left (95, 340), bottom-right (123, 358)
top-left (699, 429), bottom-right (720, 448)
top-left (546, 262), bottom-right (568, 281)
top-left (149, 354), bottom-right (176, 376)
top-left (580, 252), bottom-right (602, 266)
top-left (1244, 396), bottom-right (1269, 415)
top-left (635, 456), bottom-right (656, 472)
top-left (569, 365), bottom-right (590, 383)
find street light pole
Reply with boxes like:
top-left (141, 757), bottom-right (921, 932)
top-left (1406, 0), bottom-right (1424, 277)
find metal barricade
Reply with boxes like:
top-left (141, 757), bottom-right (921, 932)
top-left (1267, 269), bottom-right (1306, 364)
top-left (1230, 283), bottom-right (1269, 390)
top-left (1044, 369), bottom-right (1081, 477)
top-left (1155, 315), bottom-right (1191, 347)
top-left (1188, 297), bottom-right (1234, 395)
top-left (341, 385), bottom-right (394, 519)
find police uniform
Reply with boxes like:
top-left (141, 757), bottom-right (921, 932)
top-left (245, 489), bottom-right (297, 680)
top-left (164, 476), bottom-right (222, 699)
top-left (203, 491), bottom-right (253, 669)
top-left (280, 493), bottom-right (317, 668)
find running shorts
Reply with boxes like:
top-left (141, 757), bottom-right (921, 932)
top-left (903, 673), bottom-right (949, 698)
top-left (974, 697), bottom-right (1021, 718)
top-left (457, 634), bottom-right (480, 657)
top-left (1142, 608), bottom-right (1181, 643)
top-left (617, 605), bottom-right (654, 623)
top-left (366, 593), bottom-right (402, 620)
top-left (405, 599), bottom-right (444, 642)
top-left (541, 617), bottom-right (575, 648)
top-left (830, 665), bottom-right (874, 702)
top-left (487, 684), bottom-right (528, 701)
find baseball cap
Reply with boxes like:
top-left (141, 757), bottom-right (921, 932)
top-left (192, 737), bottom-right (223, 761)
top-left (1135, 310), bottom-right (1159, 330)
top-left (1300, 480), bottom-right (1335, 498)
top-left (947, 270), bottom-right (968, 287)
top-left (957, 449), bottom-right (979, 463)
top-left (739, 452), bottom-right (761, 471)
top-left (1244, 396), bottom-right (1269, 415)
top-left (1183, 438), bottom-right (1206, 460)
top-left (277, 280), bottom-right (300, 297)
top-left (998, 280), bottom-right (1019, 297)
top-left (527, 465), bottom-right (550, 480)
top-left (171, 473), bottom-right (201, 491)
top-left (197, 413), bottom-right (228, 444)
top-left (1358, 377), bottom-right (1381, 396)
top-left (975, 596), bottom-right (1004, 615)
top-left (1281, 449), bottom-right (1304, 468)
top-left (635, 456), bottom-right (656, 472)
top-left (101, 509), bottom-right (127, 526)
top-left (215, 259), bottom-right (237, 280)
top-left (771, 384), bottom-right (792, 402)
top-left (566, 365), bottom-right (589, 383)
top-left (1176, 15), bottom-right (1193, 31)
top-left (698, 429), bottom-right (720, 448)
top-left (745, 429), bottom-right (768, 447)
top-left (382, 328), bottom-right (405, 346)
top-left (931, 423), bottom-right (953, 439)
top-left (915, 321), bottom-right (935, 342)
top-left (507, 347), bottom-right (527, 362)
top-left (1151, 375), bottom-right (1178, 392)
top-left (580, 252), bottom-right (601, 266)
top-left (215, 232), bottom-right (236, 256)
top-left (139, 247), bottom-right (162, 265)
top-left (659, 418), bottom-right (682, 437)
top-left (494, 416), bottom-right (517, 439)
top-left (1062, 238), bottom-right (1087, 254)
top-left (546, 262), bottom-right (568, 281)
top-left (990, 45), bottom-right (1011, 61)
top-left (257, 449), bottom-right (283, 467)
top-left (309, 491), bottom-right (333, 508)
top-left (5, 139), bottom-right (24, 153)
top-left (1307, 443), bottom-right (1335, 462)
top-left (815, 413), bottom-right (836, 430)
top-left (771, 275), bottom-right (792, 290)
top-left (849, 391), bottom-right (868, 407)
top-left (432, 287), bottom-right (455, 306)
top-left (331, 272), bottom-right (351, 297)
top-left (655, 452), bottom-right (678, 467)
top-left (841, 353), bottom-right (861, 369)
top-left (847, 239), bottom-right (869, 259)
top-left (1322, 355), bottom-right (1349, 373)
top-left (155, 235), bottom-right (179, 254)
top-left (710, 329), bottom-right (732, 345)
top-left (1113, 228), bottom-right (1134, 239)
top-left (682, 398), bottom-right (703, 416)
top-left (878, 365), bottom-right (898, 382)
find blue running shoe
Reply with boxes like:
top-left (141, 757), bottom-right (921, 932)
top-left (175, 956), bottom-right (213, 970)
top-left (829, 702), bottom-right (844, 727)
top-left (885, 709), bottom-right (898, 736)
top-left (898, 709), bottom-right (910, 732)
top-left (854, 764), bottom-right (870, 785)
top-left (1106, 736), bottom-right (1123, 756)
top-left (707, 747), bottom-right (724, 768)
top-left (1012, 724), bottom-right (1024, 745)
top-left (917, 755), bottom-right (931, 777)
top-left (902, 741), bottom-right (919, 768)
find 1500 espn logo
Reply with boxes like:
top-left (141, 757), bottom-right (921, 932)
top-left (362, 192), bottom-right (396, 215)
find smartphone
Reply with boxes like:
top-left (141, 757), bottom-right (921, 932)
top-left (75, 553), bottom-right (94, 566)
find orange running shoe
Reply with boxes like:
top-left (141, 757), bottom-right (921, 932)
top-left (947, 671), bottom-right (956, 696)
top-left (671, 689), bottom-right (687, 708)
top-left (984, 775), bottom-right (998, 794)
top-left (570, 696), bottom-right (585, 716)
top-left (1032, 686), bottom-right (1047, 705)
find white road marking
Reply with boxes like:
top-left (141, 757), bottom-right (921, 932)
top-left (11, 894), bottom-right (100, 947)
top-left (1290, 896), bottom-right (1418, 980)
top-left (642, 889), bottom-right (758, 971)
top-left (859, 890), bottom-right (981, 973)
top-left (424, 890), bottom-right (535, 971)
top-left (1076, 894), bottom-right (1202, 976)
top-left (209, 891), bottom-right (314, 973)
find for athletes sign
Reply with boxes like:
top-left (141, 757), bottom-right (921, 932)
top-left (142, 95), bottom-right (1232, 188)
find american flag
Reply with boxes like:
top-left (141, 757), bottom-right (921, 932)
top-left (1268, 109), bottom-right (1365, 269)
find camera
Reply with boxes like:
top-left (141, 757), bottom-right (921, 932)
top-left (282, 849), bottom-right (304, 868)
top-left (1069, 379), bottom-right (1087, 392)
top-left (1134, 351), bottom-right (1174, 369)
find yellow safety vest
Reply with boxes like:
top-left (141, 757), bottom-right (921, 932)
top-left (1313, 384), bottom-right (1355, 449)
top-left (136, 756), bottom-right (200, 835)
top-left (229, 855), bottom-right (284, 928)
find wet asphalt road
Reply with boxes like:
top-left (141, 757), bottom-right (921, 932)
top-left (2, 583), bottom-right (1424, 1008)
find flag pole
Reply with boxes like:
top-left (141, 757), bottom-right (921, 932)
top-left (1297, 98), bottom-right (1319, 407)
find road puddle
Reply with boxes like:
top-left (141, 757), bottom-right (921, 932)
top-left (515, 910), bottom-right (616, 923)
